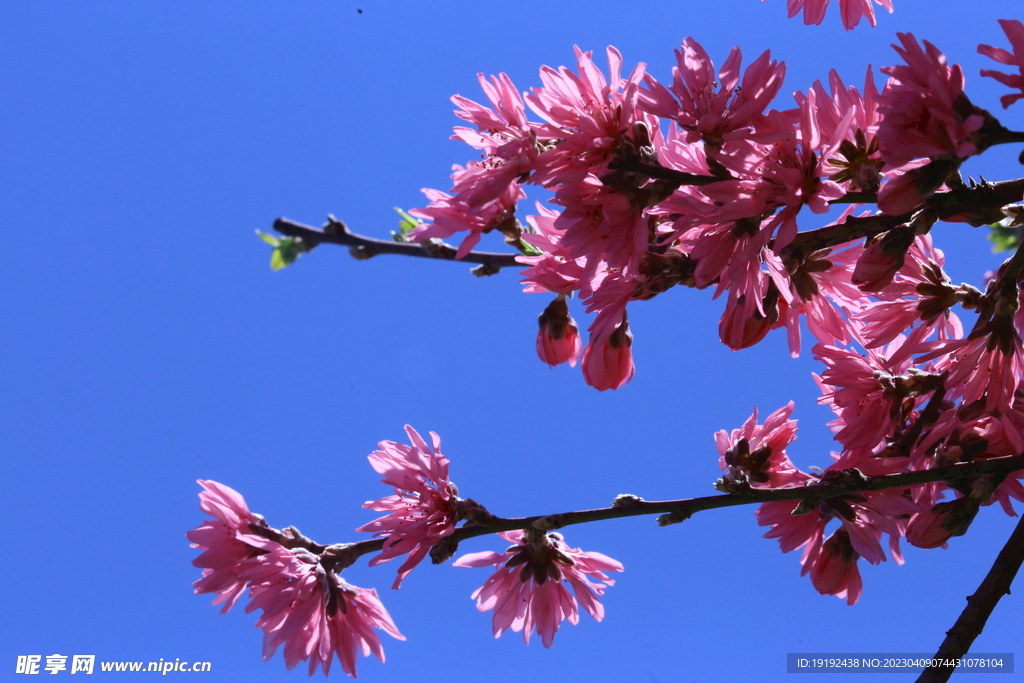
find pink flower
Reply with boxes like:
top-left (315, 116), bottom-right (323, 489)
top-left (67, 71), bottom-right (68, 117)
top-left (805, 529), bottom-right (863, 605)
top-left (850, 225), bottom-right (915, 291)
top-left (581, 316), bottom-right (635, 391)
top-left (453, 530), bottom-right (623, 648)
top-left (188, 482), bottom-right (404, 677)
top-left (536, 296), bottom-right (581, 367)
top-left (639, 38), bottom-right (785, 149)
top-left (244, 546), bottom-right (404, 677)
top-left (715, 402), bottom-right (805, 487)
top-left (409, 183), bottom-right (525, 260)
top-left (449, 73), bottom-right (539, 207)
top-left (906, 498), bottom-right (980, 549)
top-left (979, 19), bottom-right (1024, 108)
top-left (525, 46), bottom-right (646, 187)
top-left (358, 426), bottom-right (458, 589)
top-left (775, 0), bottom-right (894, 31)
top-left (877, 34), bottom-right (983, 170)
top-left (187, 480), bottom-right (275, 614)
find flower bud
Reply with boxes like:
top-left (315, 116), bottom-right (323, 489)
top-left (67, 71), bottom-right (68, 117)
top-left (581, 318), bottom-right (635, 391)
top-left (536, 296), bottom-right (581, 367)
top-left (906, 497), bottom-right (980, 549)
top-left (851, 225), bottom-right (915, 291)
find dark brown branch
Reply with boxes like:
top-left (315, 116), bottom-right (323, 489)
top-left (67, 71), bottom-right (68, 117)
top-left (787, 177), bottom-right (1024, 255)
top-left (916, 513), bottom-right (1024, 683)
top-left (254, 452), bottom-right (1024, 572)
top-left (273, 217), bottom-right (523, 270)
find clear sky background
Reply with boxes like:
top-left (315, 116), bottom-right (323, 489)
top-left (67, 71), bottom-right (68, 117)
top-left (3, 2), bottom-right (1024, 681)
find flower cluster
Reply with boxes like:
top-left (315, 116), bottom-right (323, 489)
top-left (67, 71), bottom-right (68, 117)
top-left (408, 21), bottom-right (1024, 394)
top-left (188, 428), bottom-right (624, 677)
top-left (187, 480), bottom-right (404, 677)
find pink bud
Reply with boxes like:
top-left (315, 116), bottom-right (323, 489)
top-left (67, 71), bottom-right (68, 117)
top-left (877, 169), bottom-right (927, 216)
top-left (581, 318), bottom-right (635, 391)
top-left (851, 225), bottom-right (915, 291)
top-left (536, 296), bottom-right (581, 367)
top-left (906, 498), bottom-right (980, 549)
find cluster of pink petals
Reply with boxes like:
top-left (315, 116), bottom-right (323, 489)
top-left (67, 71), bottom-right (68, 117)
top-left (188, 481), bottom-right (404, 677)
top-left (358, 425), bottom-right (459, 589)
top-left (756, 470), bottom-right (917, 604)
top-left (453, 530), bottom-right (623, 647)
top-left (769, 0), bottom-right (894, 31)
top-left (245, 546), bottom-right (404, 677)
top-left (979, 20), bottom-right (1024, 108)
top-left (408, 23), bottom-right (1024, 394)
top-left (715, 402), bottom-right (804, 487)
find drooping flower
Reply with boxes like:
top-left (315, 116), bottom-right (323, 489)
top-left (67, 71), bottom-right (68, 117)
top-left (804, 528), bottom-right (863, 604)
top-left (536, 296), bottom-right (581, 367)
top-left (243, 546), bottom-right (404, 677)
top-left (358, 426), bottom-right (459, 589)
top-left (453, 530), bottom-right (623, 648)
top-left (188, 481), bottom-right (404, 678)
top-left (770, 0), bottom-right (894, 31)
top-left (581, 315), bottom-right (635, 391)
top-left (979, 19), bottom-right (1024, 108)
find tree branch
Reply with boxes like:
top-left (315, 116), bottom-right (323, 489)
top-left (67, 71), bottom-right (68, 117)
top-left (915, 513), bottom-right (1024, 683)
top-left (249, 452), bottom-right (1024, 572)
top-left (273, 216), bottom-right (523, 270)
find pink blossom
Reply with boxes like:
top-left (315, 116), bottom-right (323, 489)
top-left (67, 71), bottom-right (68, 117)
top-left (244, 546), bottom-right (404, 677)
top-left (449, 73), bottom-right (539, 207)
top-left (758, 486), bottom-right (918, 604)
top-left (525, 46), bottom-right (646, 187)
top-left (453, 530), bottom-right (623, 648)
top-left (805, 529), bottom-right (863, 605)
top-left (906, 497), bottom-right (980, 549)
top-left (772, 0), bottom-right (894, 31)
top-left (854, 234), bottom-right (963, 348)
top-left (935, 327), bottom-right (1024, 413)
top-left (877, 34), bottom-right (983, 170)
top-left (552, 177), bottom-right (650, 280)
top-left (409, 182), bottom-right (525, 260)
top-left (358, 426), bottom-right (458, 589)
top-left (187, 480), bottom-right (275, 614)
top-left (639, 38), bottom-right (785, 149)
top-left (188, 482), bottom-right (404, 677)
top-left (581, 316), bottom-right (635, 391)
top-left (715, 402), bottom-right (805, 487)
top-left (536, 296), bottom-right (581, 367)
top-left (851, 225), bottom-right (916, 291)
top-left (979, 19), bottom-right (1024, 108)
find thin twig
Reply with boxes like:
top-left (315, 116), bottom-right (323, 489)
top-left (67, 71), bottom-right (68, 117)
top-left (915, 513), bottom-right (1024, 683)
top-left (273, 217), bottom-right (523, 269)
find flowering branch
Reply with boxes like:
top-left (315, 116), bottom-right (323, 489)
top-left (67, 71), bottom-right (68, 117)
top-left (245, 452), bottom-right (1024, 572)
top-left (916, 513), bottom-right (1024, 683)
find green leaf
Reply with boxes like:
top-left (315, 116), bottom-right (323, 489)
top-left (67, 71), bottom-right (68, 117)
top-left (258, 230), bottom-right (304, 270)
top-left (988, 221), bottom-right (1021, 254)
top-left (255, 229), bottom-right (280, 247)
top-left (517, 239), bottom-right (543, 257)
top-left (271, 237), bottom-right (303, 270)
top-left (392, 207), bottom-right (423, 242)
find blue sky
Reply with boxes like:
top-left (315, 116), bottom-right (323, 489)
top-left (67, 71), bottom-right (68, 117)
top-left (3, 1), bottom-right (1023, 681)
